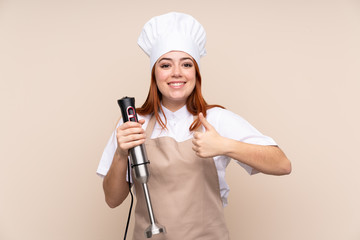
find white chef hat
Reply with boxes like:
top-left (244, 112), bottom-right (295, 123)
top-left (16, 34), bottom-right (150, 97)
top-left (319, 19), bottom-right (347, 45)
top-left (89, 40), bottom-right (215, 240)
top-left (137, 12), bottom-right (207, 70)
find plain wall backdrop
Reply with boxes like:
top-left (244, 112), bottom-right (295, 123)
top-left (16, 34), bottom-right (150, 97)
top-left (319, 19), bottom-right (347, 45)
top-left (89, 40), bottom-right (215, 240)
top-left (1, 0), bottom-right (359, 239)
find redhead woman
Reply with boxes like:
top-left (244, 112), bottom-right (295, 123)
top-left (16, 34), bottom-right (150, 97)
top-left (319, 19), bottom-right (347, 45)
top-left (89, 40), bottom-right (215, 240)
top-left (97, 12), bottom-right (291, 240)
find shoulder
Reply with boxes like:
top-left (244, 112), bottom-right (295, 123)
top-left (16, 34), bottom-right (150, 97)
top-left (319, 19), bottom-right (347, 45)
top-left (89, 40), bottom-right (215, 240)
top-left (205, 107), bottom-right (259, 139)
top-left (206, 107), bottom-right (247, 127)
top-left (206, 107), bottom-right (277, 145)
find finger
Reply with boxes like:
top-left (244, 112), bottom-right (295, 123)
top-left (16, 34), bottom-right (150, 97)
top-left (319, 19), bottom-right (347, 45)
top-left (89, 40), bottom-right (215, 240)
top-left (193, 132), bottom-right (200, 139)
top-left (118, 121), bottom-right (143, 131)
top-left (198, 112), bottom-right (213, 131)
top-left (120, 132), bottom-right (146, 142)
top-left (138, 119), bottom-right (145, 125)
top-left (192, 138), bottom-right (200, 147)
top-left (119, 138), bottom-right (146, 151)
top-left (117, 126), bottom-right (145, 141)
top-left (192, 145), bottom-right (199, 153)
top-left (193, 149), bottom-right (201, 157)
top-left (117, 129), bottom-right (145, 142)
top-left (117, 131), bottom-right (146, 149)
top-left (119, 126), bottom-right (144, 136)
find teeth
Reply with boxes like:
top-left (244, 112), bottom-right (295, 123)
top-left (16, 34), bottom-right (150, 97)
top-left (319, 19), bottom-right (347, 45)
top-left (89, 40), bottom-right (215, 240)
top-left (169, 82), bottom-right (185, 86)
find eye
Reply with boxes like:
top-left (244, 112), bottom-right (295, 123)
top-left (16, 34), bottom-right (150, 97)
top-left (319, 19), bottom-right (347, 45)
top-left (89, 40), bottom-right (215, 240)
top-left (183, 62), bottom-right (193, 68)
top-left (160, 64), bottom-right (170, 69)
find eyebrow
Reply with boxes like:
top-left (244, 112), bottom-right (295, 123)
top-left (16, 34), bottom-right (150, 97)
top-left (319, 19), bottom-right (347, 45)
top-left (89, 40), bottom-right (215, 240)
top-left (158, 57), bottom-right (194, 63)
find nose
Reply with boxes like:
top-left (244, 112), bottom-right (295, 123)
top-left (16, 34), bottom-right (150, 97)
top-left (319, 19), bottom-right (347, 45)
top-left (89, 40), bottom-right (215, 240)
top-left (172, 64), bottom-right (182, 78)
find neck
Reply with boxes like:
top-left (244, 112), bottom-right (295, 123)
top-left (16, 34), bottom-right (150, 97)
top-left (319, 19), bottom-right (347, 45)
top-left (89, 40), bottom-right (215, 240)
top-left (162, 100), bottom-right (186, 112)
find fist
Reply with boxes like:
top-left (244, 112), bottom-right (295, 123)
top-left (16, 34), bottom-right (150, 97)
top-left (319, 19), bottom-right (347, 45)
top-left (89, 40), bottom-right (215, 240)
top-left (116, 119), bottom-right (146, 158)
top-left (192, 113), bottom-right (225, 158)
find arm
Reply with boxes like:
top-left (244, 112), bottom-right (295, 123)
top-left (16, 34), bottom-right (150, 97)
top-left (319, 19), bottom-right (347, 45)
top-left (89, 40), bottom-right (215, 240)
top-left (103, 119), bottom-right (146, 208)
top-left (192, 113), bottom-right (291, 176)
top-left (103, 151), bottom-right (130, 208)
top-left (220, 139), bottom-right (291, 175)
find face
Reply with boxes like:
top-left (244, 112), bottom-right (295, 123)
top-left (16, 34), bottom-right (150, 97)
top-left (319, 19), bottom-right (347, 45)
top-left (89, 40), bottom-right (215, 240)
top-left (154, 51), bottom-right (196, 112)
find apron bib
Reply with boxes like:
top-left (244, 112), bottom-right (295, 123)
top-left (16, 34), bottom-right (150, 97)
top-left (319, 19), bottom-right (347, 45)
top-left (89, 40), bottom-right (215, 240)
top-left (132, 115), bottom-right (229, 240)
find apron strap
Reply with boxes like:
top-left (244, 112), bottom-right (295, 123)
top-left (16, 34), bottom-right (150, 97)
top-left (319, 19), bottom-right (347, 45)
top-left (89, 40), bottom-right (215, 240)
top-left (145, 114), bottom-right (156, 138)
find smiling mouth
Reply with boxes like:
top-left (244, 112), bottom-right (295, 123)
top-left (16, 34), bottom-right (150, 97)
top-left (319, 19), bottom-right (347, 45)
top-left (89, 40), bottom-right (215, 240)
top-left (168, 82), bottom-right (185, 86)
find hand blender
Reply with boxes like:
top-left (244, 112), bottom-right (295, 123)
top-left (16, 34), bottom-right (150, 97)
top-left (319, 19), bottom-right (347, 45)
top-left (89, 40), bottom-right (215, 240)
top-left (118, 96), bottom-right (166, 238)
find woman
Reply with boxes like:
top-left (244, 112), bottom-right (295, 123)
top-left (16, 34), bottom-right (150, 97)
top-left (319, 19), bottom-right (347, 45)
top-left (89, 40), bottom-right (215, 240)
top-left (97, 12), bottom-right (291, 239)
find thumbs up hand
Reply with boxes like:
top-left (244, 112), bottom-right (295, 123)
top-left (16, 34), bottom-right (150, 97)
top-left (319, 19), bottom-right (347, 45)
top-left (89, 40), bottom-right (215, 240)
top-left (192, 113), bottom-right (226, 158)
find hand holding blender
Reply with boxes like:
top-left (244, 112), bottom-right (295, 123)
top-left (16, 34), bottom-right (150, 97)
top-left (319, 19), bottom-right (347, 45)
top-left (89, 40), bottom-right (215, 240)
top-left (118, 96), bottom-right (166, 238)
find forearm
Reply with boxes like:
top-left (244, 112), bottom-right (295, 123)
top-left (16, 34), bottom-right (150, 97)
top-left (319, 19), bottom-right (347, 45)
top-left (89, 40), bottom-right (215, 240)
top-left (192, 113), bottom-right (291, 175)
top-left (103, 151), bottom-right (130, 208)
top-left (223, 138), bottom-right (291, 175)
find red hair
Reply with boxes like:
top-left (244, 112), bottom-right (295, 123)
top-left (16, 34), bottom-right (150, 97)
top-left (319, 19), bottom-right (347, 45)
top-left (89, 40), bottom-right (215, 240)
top-left (137, 61), bottom-right (224, 132)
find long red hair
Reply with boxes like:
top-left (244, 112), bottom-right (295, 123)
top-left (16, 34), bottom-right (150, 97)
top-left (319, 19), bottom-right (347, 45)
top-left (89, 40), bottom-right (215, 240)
top-left (136, 61), bottom-right (224, 132)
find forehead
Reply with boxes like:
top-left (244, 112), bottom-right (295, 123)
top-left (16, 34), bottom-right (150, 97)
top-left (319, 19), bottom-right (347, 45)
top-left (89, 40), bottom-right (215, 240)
top-left (158, 51), bottom-right (194, 60)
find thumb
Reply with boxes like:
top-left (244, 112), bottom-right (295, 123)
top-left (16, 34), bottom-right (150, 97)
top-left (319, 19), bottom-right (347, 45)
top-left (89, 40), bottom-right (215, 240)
top-left (198, 112), bottom-right (213, 131)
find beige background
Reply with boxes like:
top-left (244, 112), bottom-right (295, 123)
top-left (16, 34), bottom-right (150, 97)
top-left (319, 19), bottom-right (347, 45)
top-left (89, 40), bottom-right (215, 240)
top-left (1, 0), bottom-right (359, 239)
